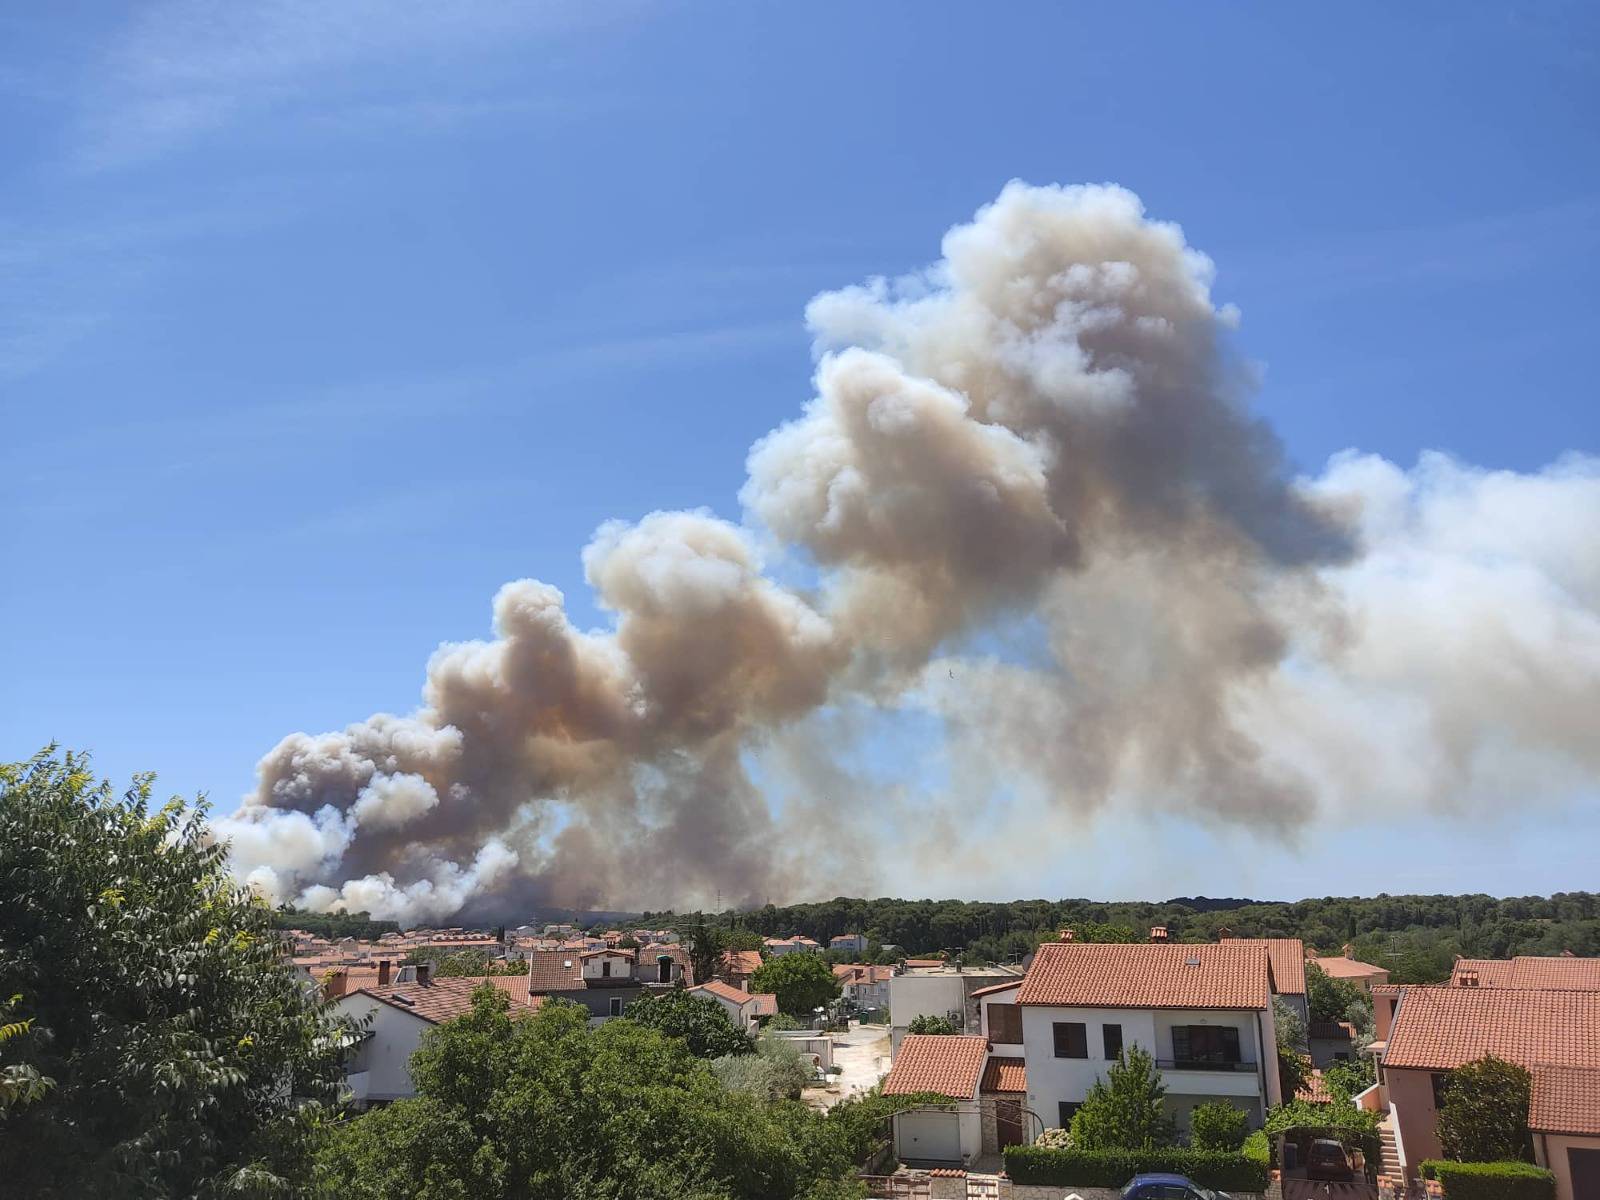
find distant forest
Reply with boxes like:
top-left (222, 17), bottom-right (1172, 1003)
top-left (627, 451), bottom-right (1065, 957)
top-left (271, 908), bottom-right (400, 941)
top-left (646, 893), bottom-right (1600, 983)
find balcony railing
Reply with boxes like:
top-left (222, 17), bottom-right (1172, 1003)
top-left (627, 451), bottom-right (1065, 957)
top-left (1156, 1058), bottom-right (1258, 1073)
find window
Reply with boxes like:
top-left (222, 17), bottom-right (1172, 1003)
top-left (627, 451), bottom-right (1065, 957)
top-left (601, 959), bottom-right (612, 978)
top-left (988, 1003), bottom-right (1023, 1044)
top-left (1170, 1024), bottom-right (1242, 1066)
top-left (1431, 1072), bottom-right (1451, 1110)
top-left (1057, 1101), bottom-right (1080, 1128)
top-left (608, 996), bottom-right (624, 1017)
top-left (1053, 1021), bottom-right (1088, 1058)
top-left (1103, 1022), bottom-right (1123, 1059)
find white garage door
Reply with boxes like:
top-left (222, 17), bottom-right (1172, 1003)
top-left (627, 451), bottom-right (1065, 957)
top-left (897, 1111), bottom-right (962, 1163)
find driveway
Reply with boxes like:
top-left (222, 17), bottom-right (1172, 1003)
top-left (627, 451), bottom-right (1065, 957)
top-left (803, 1020), bottom-right (891, 1109)
top-left (1282, 1179), bottom-right (1377, 1200)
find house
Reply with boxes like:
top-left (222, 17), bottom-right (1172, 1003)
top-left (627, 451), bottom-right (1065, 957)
top-left (720, 949), bottom-right (763, 989)
top-left (1310, 945), bottom-right (1390, 993)
top-left (522, 945), bottom-right (690, 1020)
top-left (1378, 984), bottom-right (1600, 1199)
top-left (687, 979), bottom-right (778, 1033)
top-left (888, 962), bottom-right (1026, 1052)
top-left (1220, 935), bottom-right (1309, 1023)
top-left (333, 973), bottom-right (543, 1104)
top-left (1000, 940), bottom-right (1284, 1136)
top-left (829, 932), bottom-right (869, 955)
top-left (1308, 1019), bottom-right (1359, 1068)
top-left (1449, 955), bottom-right (1600, 990)
top-left (764, 935), bottom-right (821, 956)
top-left (882, 1034), bottom-right (992, 1166)
top-left (834, 963), bottom-right (895, 1011)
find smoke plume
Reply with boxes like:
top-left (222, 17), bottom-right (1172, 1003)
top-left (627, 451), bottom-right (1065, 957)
top-left (217, 182), bottom-right (1600, 922)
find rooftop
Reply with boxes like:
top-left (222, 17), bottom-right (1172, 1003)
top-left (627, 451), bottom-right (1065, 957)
top-left (1450, 955), bottom-right (1600, 991)
top-left (980, 1056), bottom-right (1027, 1093)
top-left (1221, 936), bottom-right (1307, 996)
top-left (1529, 1065), bottom-right (1600, 1136)
top-left (882, 1034), bottom-right (990, 1100)
top-left (1384, 986), bottom-right (1600, 1071)
top-left (1018, 942), bottom-right (1274, 1010)
top-left (353, 975), bottom-right (544, 1025)
top-left (1310, 954), bottom-right (1387, 980)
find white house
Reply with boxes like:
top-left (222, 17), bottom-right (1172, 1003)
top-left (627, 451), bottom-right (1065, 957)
top-left (333, 973), bottom-right (544, 1105)
top-left (829, 933), bottom-right (869, 955)
top-left (764, 935), bottom-right (822, 956)
top-left (887, 963), bottom-right (1026, 1052)
top-left (881, 1034), bottom-right (991, 1166)
top-left (687, 979), bottom-right (779, 1033)
top-left (993, 940), bottom-right (1283, 1137)
top-left (834, 963), bottom-right (894, 1011)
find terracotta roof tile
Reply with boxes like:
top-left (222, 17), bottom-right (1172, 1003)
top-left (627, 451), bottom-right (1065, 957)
top-left (1308, 1021), bottom-right (1356, 1041)
top-left (354, 976), bottom-right (543, 1025)
top-left (722, 950), bottom-right (762, 976)
top-left (750, 993), bottom-right (778, 1017)
top-left (904, 958), bottom-right (946, 969)
top-left (1311, 955), bottom-right (1388, 980)
top-left (980, 1056), bottom-right (1026, 1093)
top-left (1297, 1069), bottom-right (1334, 1103)
top-left (1451, 956), bottom-right (1600, 991)
top-left (1222, 937), bottom-right (1307, 995)
top-left (883, 1034), bottom-right (989, 1099)
top-left (1529, 1065), bottom-right (1600, 1135)
top-left (1384, 987), bottom-right (1600, 1071)
top-left (969, 980), bottom-right (1022, 999)
top-left (690, 979), bottom-right (753, 1006)
top-left (1018, 943), bottom-right (1273, 1010)
top-left (525, 950), bottom-right (585, 992)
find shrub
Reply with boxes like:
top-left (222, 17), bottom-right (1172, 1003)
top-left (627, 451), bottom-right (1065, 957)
top-left (1002, 1146), bottom-right (1268, 1192)
top-left (1241, 1129), bottom-right (1270, 1166)
top-left (906, 1014), bottom-right (958, 1035)
top-left (1417, 1160), bottom-right (1555, 1200)
top-left (1437, 1055), bottom-right (1534, 1163)
top-left (1068, 1046), bottom-right (1173, 1150)
top-left (1189, 1102), bottom-right (1249, 1152)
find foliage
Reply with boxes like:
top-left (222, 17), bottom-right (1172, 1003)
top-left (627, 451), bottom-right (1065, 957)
top-left (1322, 1054), bottom-right (1376, 1101)
top-left (1278, 1048), bottom-right (1309, 1100)
top-left (1437, 1055), bottom-right (1534, 1163)
top-left (675, 893), bottom-right (1600, 975)
top-left (906, 1014), bottom-right (958, 1035)
top-left (1306, 961), bottom-right (1368, 1023)
top-left (1188, 1101), bottom-right (1249, 1152)
top-left (1264, 1098), bottom-right (1381, 1138)
top-left (1034, 1126), bottom-right (1072, 1149)
top-left (724, 927), bottom-right (766, 953)
top-left (1418, 1160), bottom-right (1555, 1200)
top-left (1241, 1129), bottom-right (1269, 1166)
top-left (750, 953), bottom-right (842, 1018)
top-left (767, 1012), bottom-right (806, 1031)
top-left (321, 989), bottom-right (923, 1199)
top-left (411, 948), bottom-right (523, 977)
top-left (1274, 996), bottom-right (1306, 1050)
top-left (270, 906), bottom-right (400, 942)
top-left (685, 913), bottom-right (728, 987)
top-left (1003, 1145), bottom-right (1268, 1192)
top-left (623, 989), bottom-right (754, 1060)
top-left (711, 1035), bottom-right (810, 1102)
top-left (1067, 1046), bottom-right (1173, 1151)
top-left (0, 748), bottom-right (353, 1199)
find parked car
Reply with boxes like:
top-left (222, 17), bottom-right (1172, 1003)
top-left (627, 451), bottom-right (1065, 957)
top-left (1121, 1173), bottom-right (1232, 1200)
top-left (1306, 1137), bottom-right (1355, 1181)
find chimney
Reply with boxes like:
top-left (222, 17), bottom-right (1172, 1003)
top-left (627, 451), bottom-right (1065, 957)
top-left (1058, 929), bottom-right (1075, 942)
top-left (1341, 943), bottom-right (1353, 958)
top-left (1561, 949), bottom-right (1576, 957)
top-left (1150, 926), bottom-right (1169, 943)
top-left (416, 961), bottom-right (433, 986)
top-left (378, 959), bottom-right (391, 987)
top-left (1217, 926), bottom-right (1232, 940)
top-left (324, 969), bottom-right (348, 1000)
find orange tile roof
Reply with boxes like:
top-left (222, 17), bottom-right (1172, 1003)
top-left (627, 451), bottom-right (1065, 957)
top-left (1222, 937), bottom-right (1307, 995)
top-left (1018, 943), bottom-right (1273, 1010)
top-left (749, 993), bottom-right (778, 1017)
top-left (354, 976), bottom-right (544, 1025)
top-left (904, 958), bottom-right (946, 969)
top-left (1311, 955), bottom-right (1388, 980)
top-left (722, 950), bottom-right (762, 976)
top-left (1297, 1069), bottom-right (1334, 1103)
top-left (969, 979), bottom-right (1022, 999)
top-left (525, 950), bottom-right (585, 991)
top-left (1384, 987), bottom-right (1600, 1071)
top-left (1451, 956), bottom-right (1600, 991)
top-left (882, 1034), bottom-right (989, 1099)
top-left (690, 979), bottom-right (753, 1006)
top-left (980, 1056), bottom-right (1027, 1093)
top-left (1529, 1065), bottom-right (1600, 1135)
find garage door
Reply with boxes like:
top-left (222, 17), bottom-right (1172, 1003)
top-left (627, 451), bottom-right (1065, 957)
top-left (897, 1111), bottom-right (962, 1163)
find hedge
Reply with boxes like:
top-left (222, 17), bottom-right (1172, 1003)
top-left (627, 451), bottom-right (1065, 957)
top-left (1241, 1130), bottom-right (1270, 1167)
top-left (1417, 1160), bottom-right (1555, 1200)
top-left (1002, 1145), bottom-right (1269, 1192)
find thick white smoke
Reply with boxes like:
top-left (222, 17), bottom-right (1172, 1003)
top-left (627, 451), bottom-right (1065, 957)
top-left (216, 182), bottom-right (1600, 921)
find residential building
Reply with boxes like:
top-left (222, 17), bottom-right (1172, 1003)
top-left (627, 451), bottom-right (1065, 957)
top-left (834, 962), bottom-right (894, 1011)
top-left (888, 962), bottom-right (1026, 1052)
top-left (720, 949), bottom-right (763, 990)
top-left (1310, 945), bottom-right (1390, 993)
top-left (763, 935), bottom-right (822, 956)
top-left (1449, 954), bottom-right (1600, 990)
top-left (1378, 984), bottom-right (1600, 1199)
top-left (522, 945), bottom-right (690, 1020)
top-left (1001, 940), bottom-right (1284, 1136)
top-left (1220, 935), bottom-right (1309, 1023)
top-left (829, 932), bottom-right (869, 955)
top-left (1308, 1020), bottom-right (1359, 1068)
top-left (687, 979), bottom-right (778, 1033)
top-left (333, 973), bottom-right (543, 1104)
top-left (882, 1034), bottom-right (992, 1166)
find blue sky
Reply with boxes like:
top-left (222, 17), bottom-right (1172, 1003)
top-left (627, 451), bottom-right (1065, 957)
top-left (4, 3), bottom-right (1598, 904)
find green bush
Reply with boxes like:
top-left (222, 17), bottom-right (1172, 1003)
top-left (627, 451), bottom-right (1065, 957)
top-left (1002, 1146), bottom-right (1268, 1192)
top-left (1240, 1129), bottom-right (1270, 1166)
top-left (1417, 1160), bottom-right (1555, 1200)
top-left (1189, 1102), bottom-right (1250, 1152)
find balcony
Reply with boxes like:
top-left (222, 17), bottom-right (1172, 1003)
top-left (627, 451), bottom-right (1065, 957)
top-left (1155, 1058), bottom-right (1258, 1073)
top-left (1156, 1059), bottom-right (1263, 1097)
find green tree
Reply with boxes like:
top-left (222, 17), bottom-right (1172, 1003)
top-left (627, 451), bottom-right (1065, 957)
top-left (725, 927), bottom-right (766, 952)
top-left (1323, 1055), bottom-right (1376, 1101)
top-left (1306, 961), bottom-right (1368, 1024)
top-left (1189, 1101), bottom-right (1249, 1152)
top-left (0, 749), bottom-right (352, 1199)
top-left (711, 1034), bottom-right (811, 1102)
top-left (751, 954), bottom-right (842, 1018)
top-left (685, 913), bottom-right (728, 986)
top-left (1438, 1056), bottom-right (1533, 1163)
top-left (1068, 1047), bottom-right (1174, 1150)
top-left (624, 989), bottom-right (753, 1059)
top-left (906, 1014), bottom-right (958, 1035)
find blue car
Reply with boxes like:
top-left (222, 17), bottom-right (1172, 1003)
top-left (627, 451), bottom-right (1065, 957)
top-left (1120, 1173), bottom-right (1233, 1200)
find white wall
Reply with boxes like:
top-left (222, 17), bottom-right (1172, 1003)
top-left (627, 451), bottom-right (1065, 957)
top-left (890, 974), bottom-right (967, 1027)
top-left (335, 994), bottom-right (431, 1103)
